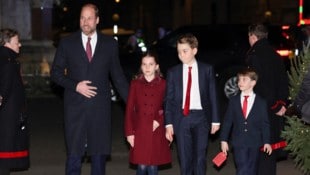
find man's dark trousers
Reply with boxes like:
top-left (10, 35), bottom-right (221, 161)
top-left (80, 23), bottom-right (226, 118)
top-left (66, 155), bottom-right (106, 175)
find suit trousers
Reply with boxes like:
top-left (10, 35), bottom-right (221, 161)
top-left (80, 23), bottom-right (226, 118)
top-left (66, 154), bottom-right (106, 175)
top-left (258, 112), bottom-right (282, 175)
top-left (175, 110), bottom-right (209, 175)
top-left (233, 146), bottom-right (260, 175)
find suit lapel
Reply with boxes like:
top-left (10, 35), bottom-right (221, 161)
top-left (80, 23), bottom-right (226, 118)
top-left (236, 94), bottom-right (245, 119)
top-left (93, 33), bottom-right (102, 61)
top-left (178, 65), bottom-right (183, 102)
top-left (197, 62), bottom-right (204, 95)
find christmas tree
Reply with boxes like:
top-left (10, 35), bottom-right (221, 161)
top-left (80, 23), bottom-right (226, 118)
top-left (282, 44), bottom-right (310, 175)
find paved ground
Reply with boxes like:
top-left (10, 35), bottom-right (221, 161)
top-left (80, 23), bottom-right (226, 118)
top-left (11, 97), bottom-right (301, 175)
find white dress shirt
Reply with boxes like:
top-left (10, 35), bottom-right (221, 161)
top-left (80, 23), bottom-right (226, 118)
top-left (182, 61), bottom-right (203, 110)
top-left (240, 91), bottom-right (256, 118)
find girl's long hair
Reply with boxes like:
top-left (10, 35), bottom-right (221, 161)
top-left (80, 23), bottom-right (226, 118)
top-left (134, 50), bottom-right (163, 79)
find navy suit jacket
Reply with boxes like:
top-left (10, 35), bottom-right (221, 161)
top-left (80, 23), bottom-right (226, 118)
top-left (164, 61), bottom-right (220, 132)
top-left (220, 93), bottom-right (270, 148)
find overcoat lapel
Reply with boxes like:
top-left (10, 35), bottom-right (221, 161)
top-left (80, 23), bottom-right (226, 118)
top-left (74, 32), bottom-right (92, 63)
top-left (92, 33), bottom-right (102, 62)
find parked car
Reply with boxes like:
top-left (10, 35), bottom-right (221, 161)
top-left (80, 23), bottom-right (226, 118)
top-left (151, 24), bottom-right (295, 101)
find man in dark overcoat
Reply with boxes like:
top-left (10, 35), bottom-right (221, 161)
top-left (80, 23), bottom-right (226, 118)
top-left (246, 23), bottom-right (289, 175)
top-left (51, 4), bottom-right (128, 175)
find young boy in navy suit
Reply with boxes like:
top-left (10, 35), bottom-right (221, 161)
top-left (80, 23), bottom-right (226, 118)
top-left (165, 33), bottom-right (220, 175)
top-left (220, 68), bottom-right (272, 175)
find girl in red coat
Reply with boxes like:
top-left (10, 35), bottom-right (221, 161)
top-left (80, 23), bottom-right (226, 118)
top-left (124, 51), bottom-right (171, 175)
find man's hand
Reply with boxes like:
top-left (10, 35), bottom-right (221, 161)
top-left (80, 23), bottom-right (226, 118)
top-left (76, 80), bottom-right (97, 98)
top-left (153, 120), bottom-right (159, 131)
top-left (276, 106), bottom-right (286, 116)
top-left (127, 135), bottom-right (134, 147)
top-left (165, 126), bottom-right (174, 143)
top-left (221, 141), bottom-right (229, 155)
top-left (0, 96), bottom-right (2, 106)
top-left (211, 124), bottom-right (220, 134)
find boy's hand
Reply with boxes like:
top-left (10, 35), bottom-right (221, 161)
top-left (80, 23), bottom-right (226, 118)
top-left (263, 144), bottom-right (272, 155)
top-left (211, 125), bottom-right (220, 134)
top-left (165, 126), bottom-right (174, 143)
top-left (126, 135), bottom-right (134, 148)
top-left (221, 141), bottom-right (229, 155)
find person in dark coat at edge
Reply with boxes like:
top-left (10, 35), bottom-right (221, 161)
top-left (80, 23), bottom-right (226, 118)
top-left (0, 28), bottom-right (30, 175)
top-left (50, 3), bottom-right (128, 175)
top-left (246, 23), bottom-right (289, 175)
top-left (293, 63), bottom-right (310, 124)
top-left (287, 25), bottom-right (310, 124)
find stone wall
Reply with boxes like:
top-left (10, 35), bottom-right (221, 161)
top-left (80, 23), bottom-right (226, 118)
top-left (0, 0), bottom-right (32, 39)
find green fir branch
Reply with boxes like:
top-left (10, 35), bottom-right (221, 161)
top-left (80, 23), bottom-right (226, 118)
top-left (282, 45), bottom-right (310, 175)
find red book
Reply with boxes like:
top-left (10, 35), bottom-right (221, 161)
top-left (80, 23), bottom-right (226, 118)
top-left (212, 152), bottom-right (227, 167)
top-left (260, 141), bottom-right (287, 151)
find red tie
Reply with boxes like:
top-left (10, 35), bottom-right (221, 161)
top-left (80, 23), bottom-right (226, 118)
top-left (183, 66), bottom-right (192, 116)
top-left (242, 95), bottom-right (249, 118)
top-left (86, 37), bottom-right (92, 62)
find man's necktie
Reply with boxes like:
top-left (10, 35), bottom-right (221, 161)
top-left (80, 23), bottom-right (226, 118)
top-left (183, 66), bottom-right (192, 116)
top-left (86, 37), bottom-right (92, 62)
top-left (242, 95), bottom-right (249, 118)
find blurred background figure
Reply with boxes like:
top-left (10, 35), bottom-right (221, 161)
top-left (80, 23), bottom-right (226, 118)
top-left (127, 29), bottom-right (146, 53)
top-left (301, 25), bottom-right (310, 47)
top-left (0, 28), bottom-right (30, 175)
top-left (294, 68), bottom-right (310, 124)
top-left (40, 57), bottom-right (50, 76)
top-left (158, 27), bottom-right (167, 40)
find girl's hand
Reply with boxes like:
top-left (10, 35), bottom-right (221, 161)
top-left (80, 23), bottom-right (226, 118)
top-left (127, 135), bottom-right (134, 147)
top-left (153, 120), bottom-right (160, 131)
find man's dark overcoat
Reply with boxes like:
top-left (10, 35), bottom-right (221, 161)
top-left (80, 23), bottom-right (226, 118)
top-left (246, 38), bottom-right (289, 175)
top-left (247, 39), bottom-right (288, 112)
top-left (51, 31), bottom-right (128, 156)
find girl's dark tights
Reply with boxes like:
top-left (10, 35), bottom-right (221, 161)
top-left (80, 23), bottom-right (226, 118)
top-left (136, 164), bottom-right (158, 175)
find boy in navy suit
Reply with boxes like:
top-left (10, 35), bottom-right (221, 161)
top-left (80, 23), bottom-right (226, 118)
top-left (165, 33), bottom-right (220, 175)
top-left (220, 68), bottom-right (272, 175)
